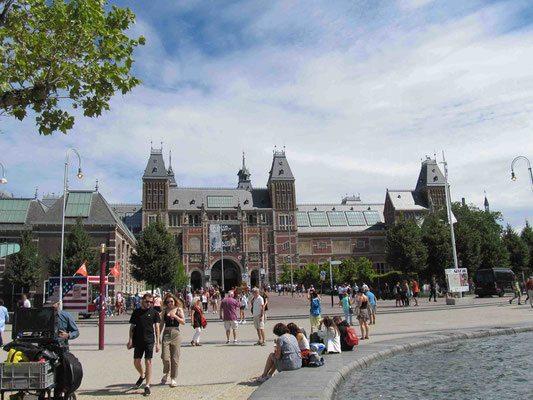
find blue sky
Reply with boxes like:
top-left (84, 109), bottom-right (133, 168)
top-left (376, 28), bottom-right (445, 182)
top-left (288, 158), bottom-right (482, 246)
top-left (2, 0), bottom-right (533, 229)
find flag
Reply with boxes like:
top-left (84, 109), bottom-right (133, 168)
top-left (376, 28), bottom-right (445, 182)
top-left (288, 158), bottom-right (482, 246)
top-left (48, 276), bottom-right (88, 312)
top-left (74, 261), bottom-right (88, 277)
top-left (110, 260), bottom-right (120, 279)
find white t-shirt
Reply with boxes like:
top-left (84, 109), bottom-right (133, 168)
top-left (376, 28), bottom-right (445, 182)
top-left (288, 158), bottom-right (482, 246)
top-left (252, 295), bottom-right (264, 317)
top-left (23, 299), bottom-right (31, 308)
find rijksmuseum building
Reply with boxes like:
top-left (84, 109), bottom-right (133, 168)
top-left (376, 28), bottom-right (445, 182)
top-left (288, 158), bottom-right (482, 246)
top-left (111, 147), bottom-right (447, 290)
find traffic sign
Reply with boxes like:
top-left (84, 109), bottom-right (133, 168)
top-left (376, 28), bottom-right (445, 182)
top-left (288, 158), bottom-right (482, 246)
top-left (242, 273), bottom-right (247, 280)
top-left (320, 271), bottom-right (326, 281)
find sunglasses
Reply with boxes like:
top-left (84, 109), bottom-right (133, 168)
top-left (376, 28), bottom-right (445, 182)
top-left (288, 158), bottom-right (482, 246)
top-left (144, 300), bottom-right (153, 304)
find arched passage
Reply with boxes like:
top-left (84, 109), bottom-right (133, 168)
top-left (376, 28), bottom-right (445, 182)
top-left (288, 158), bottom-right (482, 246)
top-left (250, 269), bottom-right (259, 288)
top-left (190, 270), bottom-right (202, 291)
top-left (211, 258), bottom-right (241, 290)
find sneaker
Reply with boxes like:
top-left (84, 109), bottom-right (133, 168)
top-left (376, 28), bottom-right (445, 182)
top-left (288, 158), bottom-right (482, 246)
top-left (144, 385), bottom-right (151, 396)
top-left (256, 375), bottom-right (270, 383)
top-left (226, 340), bottom-right (230, 344)
top-left (160, 375), bottom-right (168, 385)
top-left (135, 376), bottom-right (145, 388)
top-left (242, 320), bottom-right (246, 324)
top-left (233, 339), bottom-right (238, 344)
top-left (509, 299), bottom-right (512, 304)
top-left (260, 341), bottom-right (266, 346)
top-left (170, 380), bottom-right (177, 388)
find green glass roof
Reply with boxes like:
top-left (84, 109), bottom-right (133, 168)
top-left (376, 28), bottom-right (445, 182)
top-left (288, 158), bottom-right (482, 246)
top-left (346, 211), bottom-right (365, 226)
top-left (0, 199), bottom-right (31, 223)
top-left (308, 211), bottom-right (328, 226)
top-left (364, 210), bottom-right (381, 225)
top-left (207, 196), bottom-right (233, 208)
top-left (0, 243), bottom-right (20, 257)
top-left (327, 211), bottom-right (347, 226)
top-left (65, 192), bottom-right (92, 217)
top-left (296, 211), bottom-right (309, 227)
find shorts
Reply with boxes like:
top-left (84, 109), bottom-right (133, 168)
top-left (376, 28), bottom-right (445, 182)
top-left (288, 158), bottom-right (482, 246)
top-left (133, 342), bottom-right (154, 359)
top-left (369, 305), bottom-right (376, 316)
top-left (413, 292), bottom-right (419, 298)
top-left (253, 315), bottom-right (264, 330)
top-left (224, 320), bottom-right (238, 331)
top-left (240, 306), bottom-right (246, 310)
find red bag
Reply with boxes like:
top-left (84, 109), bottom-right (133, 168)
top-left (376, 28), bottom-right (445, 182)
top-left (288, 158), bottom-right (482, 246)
top-left (344, 326), bottom-right (359, 346)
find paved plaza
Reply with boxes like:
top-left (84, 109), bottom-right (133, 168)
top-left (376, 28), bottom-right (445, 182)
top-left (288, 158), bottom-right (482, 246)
top-left (4, 294), bottom-right (531, 399)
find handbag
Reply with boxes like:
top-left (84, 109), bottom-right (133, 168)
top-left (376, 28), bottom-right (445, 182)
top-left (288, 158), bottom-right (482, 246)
top-left (348, 307), bottom-right (353, 314)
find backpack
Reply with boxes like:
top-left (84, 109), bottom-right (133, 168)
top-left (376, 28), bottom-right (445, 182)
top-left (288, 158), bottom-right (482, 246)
top-left (344, 326), bottom-right (359, 346)
top-left (56, 352), bottom-right (83, 396)
top-left (310, 298), bottom-right (321, 316)
top-left (306, 352), bottom-right (324, 367)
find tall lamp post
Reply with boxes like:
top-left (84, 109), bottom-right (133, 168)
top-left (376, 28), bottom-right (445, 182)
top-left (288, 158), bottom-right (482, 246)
top-left (59, 149), bottom-right (83, 309)
top-left (0, 162), bottom-right (7, 184)
top-left (329, 258), bottom-right (341, 307)
top-left (511, 156), bottom-right (533, 191)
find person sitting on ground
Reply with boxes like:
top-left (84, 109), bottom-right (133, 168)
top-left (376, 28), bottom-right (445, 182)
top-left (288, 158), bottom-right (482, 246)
top-left (332, 316), bottom-right (354, 352)
top-left (256, 323), bottom-right (302, 383)
top-left (287, 322), bottom-right (310, 360)
top-left (317, 316), bottom-right (341, 354)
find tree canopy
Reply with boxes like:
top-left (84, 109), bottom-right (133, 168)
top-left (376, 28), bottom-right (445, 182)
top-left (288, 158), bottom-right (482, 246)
top-left (503, 224), bottom-right (529, 276)
top-left (6, 230), bottom-right (42, 291)
top-left (385, 218), bottom-right (427, 275)
top-left (47, 217), bottom-right (99, 276)
top-left (0, 0), bottom-right (145, 134)
top-left (421, 212), bottom-right (454, 279)
top-left (130, 214), bottom-right (180, 291)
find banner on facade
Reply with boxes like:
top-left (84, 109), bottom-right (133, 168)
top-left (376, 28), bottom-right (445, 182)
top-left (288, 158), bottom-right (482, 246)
top-left (209, 224), bottom-right (241, 253)
top-left (445, 268), bottom-right (469, 292)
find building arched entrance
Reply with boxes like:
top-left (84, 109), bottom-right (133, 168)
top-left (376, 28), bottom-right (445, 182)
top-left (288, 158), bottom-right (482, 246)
top-left (250, 269), bottom-right (259, 288)
top-left (190, 270), bottom-right (202, 291)
top-left (211, 258), bottom-right (241, 290)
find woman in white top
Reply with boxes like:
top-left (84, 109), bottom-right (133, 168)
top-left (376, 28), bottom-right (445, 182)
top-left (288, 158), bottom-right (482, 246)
top-left (317, 316), bottom-right (341, 354)
top-left (239, 291), bottom-right (248, 324)
top-left (287, 322), bottom-right (310, 359)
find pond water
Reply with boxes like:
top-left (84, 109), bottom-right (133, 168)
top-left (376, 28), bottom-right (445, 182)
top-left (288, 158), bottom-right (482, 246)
top-left (335, 331), bottom-right (533, 400)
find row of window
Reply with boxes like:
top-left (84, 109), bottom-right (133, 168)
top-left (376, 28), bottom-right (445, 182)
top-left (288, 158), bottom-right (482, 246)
top-left (296, 210), bottom-right (382, 227)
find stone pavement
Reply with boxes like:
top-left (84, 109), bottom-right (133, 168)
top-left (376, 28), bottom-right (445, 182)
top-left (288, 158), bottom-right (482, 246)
top-left (3, 294), bottom-right (531, 399)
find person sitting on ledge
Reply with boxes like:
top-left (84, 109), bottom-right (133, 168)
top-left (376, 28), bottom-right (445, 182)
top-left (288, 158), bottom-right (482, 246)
top-left (317, 316), bottom-right (341, 354)
top-left (256, 322), bottom-right (302, 383)
top-left (333, 316), bottom-right (354, 352)
top-left (287, 322), bottom-right (310, 360)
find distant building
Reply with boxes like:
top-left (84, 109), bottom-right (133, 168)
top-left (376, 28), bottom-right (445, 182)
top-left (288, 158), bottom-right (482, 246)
top-left (0, 189), bottom-right (141, 307)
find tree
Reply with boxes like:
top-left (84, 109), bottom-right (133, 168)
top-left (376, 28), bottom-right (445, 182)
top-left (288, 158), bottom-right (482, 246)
top-left (421, 212), bottom-right (454, 279)
top-left (171, 257), bottom-right (188, 291)
top-left (521, 221), bottom-right (533, 274)
top-left (0, 0), bottom-right (145, 134)
top-left (47, 218), bottom-right (99, 276)
top-left (502, 225), bottom-right (529, 276)
top-left (339, 258), bottom-right (357, 283)
top-left (130, 214), bottom-right (179, 292)
top-left (5, 230), bottom-right (42, 292)
top-left (355, 257), bottom-right (375, 284)
top-left (385, 219), bottom-right (427, 275)
top-left (452, 202), bottom-right (509, 274)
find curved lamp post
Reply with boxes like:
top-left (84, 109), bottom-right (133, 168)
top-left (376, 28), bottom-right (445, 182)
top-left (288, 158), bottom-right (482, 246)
top-left (0, 162), bottom-right (7, 184)
top-left (59, 149), bottom-right (83, 309)
top-left (510, 156), bottom-right (533, 191)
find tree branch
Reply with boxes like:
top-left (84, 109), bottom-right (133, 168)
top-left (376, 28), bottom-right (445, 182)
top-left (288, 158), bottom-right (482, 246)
top-left (0, 85), bottom-right (48, 109)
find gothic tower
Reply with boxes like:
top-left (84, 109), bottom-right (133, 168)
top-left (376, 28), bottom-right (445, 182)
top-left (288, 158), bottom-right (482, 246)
top-left (142, 146), bottom-right (171, 228)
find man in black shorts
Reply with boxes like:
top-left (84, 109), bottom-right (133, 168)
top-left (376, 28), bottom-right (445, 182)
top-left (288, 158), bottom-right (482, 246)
top-left (127, 293), bottom-right (161, 396)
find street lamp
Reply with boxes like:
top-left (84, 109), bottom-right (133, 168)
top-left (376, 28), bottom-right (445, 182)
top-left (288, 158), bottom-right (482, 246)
top-left (0, 162), bottom-right (7, 184)
top-left (59, 149), bottom-right (83, 309)
top-left (329, 258), bottom-right (341, 307)
top-left (510, 156), bottom-right (533, 191)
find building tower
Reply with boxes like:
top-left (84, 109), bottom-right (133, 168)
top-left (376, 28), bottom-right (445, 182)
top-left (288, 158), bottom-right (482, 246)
top-left (484, 191), bottom-right (490, 212)
top-left (413, 156), bottom-right (446, 208)
top-left (237, 152), bottom-right (252, 191)
top-left (142, 146), bottom-right (171, 228)
top-left (267, 148), bottom-right (298, 282)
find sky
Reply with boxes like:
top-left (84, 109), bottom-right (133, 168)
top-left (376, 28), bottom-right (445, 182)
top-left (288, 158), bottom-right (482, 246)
top-left (2, 0), bottom-right (533, 230)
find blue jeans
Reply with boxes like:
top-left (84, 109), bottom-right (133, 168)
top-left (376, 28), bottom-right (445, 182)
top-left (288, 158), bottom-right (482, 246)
top-left (343, 309), bottom-right (352, 325)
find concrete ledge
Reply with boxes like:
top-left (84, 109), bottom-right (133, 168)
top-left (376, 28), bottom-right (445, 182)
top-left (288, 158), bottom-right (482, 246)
top-left (249, 323), bottom-right (533, 400)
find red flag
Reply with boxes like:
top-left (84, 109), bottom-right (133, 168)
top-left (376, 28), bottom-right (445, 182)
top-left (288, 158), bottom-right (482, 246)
top-left (110, 260), bottom-right (120, 279)
top-left (74, 261), bottom-right (88, 277)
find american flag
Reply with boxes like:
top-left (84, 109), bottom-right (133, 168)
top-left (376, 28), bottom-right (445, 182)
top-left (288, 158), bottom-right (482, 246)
top-left (48, 276), bottom-right (88, 312)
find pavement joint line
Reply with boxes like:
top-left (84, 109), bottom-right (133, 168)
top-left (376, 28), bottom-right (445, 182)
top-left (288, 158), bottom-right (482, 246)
top-left (250, 323), bottom-right (533, 400)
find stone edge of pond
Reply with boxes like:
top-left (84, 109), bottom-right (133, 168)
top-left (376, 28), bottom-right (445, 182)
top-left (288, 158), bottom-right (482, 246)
top-left (248, 324), bottom-right (533, 400)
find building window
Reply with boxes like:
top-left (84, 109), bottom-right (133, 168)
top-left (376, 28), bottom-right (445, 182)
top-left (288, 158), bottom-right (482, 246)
top-left (282, 241), bottom-right (290, 250)
top-left (148, 215), bottom-right (157, 225)
top-left (279, 215), bottom-right (289, 230)
top-left (169, 214), bottom-right (181, 227)
top-left (357, 240), bottom-right (366, 249)
top-left (317, 241), bottom-right (327, 250)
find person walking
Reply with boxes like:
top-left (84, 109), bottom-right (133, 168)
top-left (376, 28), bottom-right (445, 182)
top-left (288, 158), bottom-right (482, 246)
top-left (159, 294), bottom-right (185, 388)
top-left (339, 292), bottom-right (353, 326)
top-left (21, 294), bottom-right (31, 308)
top-left (190, 297), bottom-right (203, 346)
top-left (219, 290), bottom-right (240, 344)
top-left (429, 277), bottom-right (438, 302)
top-left (526, 276), bottom-right (533, 308)
top-left (211, 289), bottom-right (219, 314)
top-left (509, 278), bottom-right (522, 305)
top-left (238, 291), bottom-right (248, 324)
top-left (127, 293), bottom-right (161, 396)
top-left (251, 288), bottom-right (266, 346)
top-left (0, 299), bottom-right (8, 347)
top-left (410, 279), bottom-right (419, 306)
top-left (307, 289), bottom-right (322, 333)
top-left (201, 290), bottom-right (209, 313)
top-left (364, 286), bottom-right (377, 325)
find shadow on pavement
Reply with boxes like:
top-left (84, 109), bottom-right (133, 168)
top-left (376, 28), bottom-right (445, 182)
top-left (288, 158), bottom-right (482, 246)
top-left (80, 384), bottom-right (140, 397)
